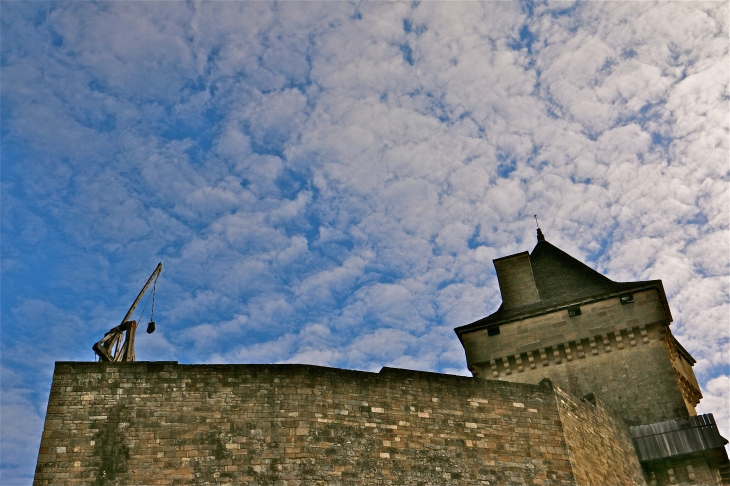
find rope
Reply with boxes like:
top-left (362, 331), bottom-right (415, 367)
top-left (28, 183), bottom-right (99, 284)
top-left (137, 287), bottom-right (153, 323)
top-left (151, 278), bottom-right (157, 322)
top-left (137, 272), bottom-right (159, 323)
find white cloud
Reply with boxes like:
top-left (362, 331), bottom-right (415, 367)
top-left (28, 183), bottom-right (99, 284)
top-left (1, 1), bottom-right (728, 482)
top-left (0, 385), bottom-right (46, 486)
top-left (696, 375), bottom-right (730, 453)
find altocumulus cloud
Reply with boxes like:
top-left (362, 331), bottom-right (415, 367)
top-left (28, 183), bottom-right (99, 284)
top-left (1, 1), bottom-right (728, 483)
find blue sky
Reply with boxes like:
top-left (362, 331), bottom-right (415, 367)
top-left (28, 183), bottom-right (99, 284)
top-left (1, 1), bottom-right (728, 484)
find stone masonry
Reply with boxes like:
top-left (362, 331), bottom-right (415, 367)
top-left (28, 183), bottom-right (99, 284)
top-left (455, 231), bottom-right (728, 485)
top-left (461, 289), bottom-right (689, 426)
top-left (34, 362), bottom-right (645, 486)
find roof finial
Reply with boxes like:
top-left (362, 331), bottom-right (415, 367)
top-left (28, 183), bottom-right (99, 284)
top-left (535, 215), bottom-right (545, 242)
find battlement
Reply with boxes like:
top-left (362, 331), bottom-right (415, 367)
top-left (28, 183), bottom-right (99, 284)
top-left (449, 231), bottom-right (729, 485)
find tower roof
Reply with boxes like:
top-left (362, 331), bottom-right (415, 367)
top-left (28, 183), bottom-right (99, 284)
top-left (530, 238), bottom-right (624, 304)
top-left (455, 231), bottom-right (671, 336)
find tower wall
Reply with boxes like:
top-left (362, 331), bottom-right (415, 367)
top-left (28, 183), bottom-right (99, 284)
top-left (502, 339), bottom-right (688, 426)
top-left (34, 362), bottom-right (646, 486)
top-left (462, 289), bottom-right (690, 425)
top-left (641, 455), bottom-right (725, 486)
top-left (553, 386), bottom-right (646, 486)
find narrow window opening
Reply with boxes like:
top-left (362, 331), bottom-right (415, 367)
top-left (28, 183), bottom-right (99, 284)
top-left (568, 306), bottom-right (581, 317)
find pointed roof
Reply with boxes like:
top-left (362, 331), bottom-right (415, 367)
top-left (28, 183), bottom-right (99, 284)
top-left (454, 231), bottom-right (671, 336)
top-left (530, 238), bottom-right (626, 304)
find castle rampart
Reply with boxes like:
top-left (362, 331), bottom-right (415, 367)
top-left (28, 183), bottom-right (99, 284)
top-left (34, 361), bottom-right (645, 486)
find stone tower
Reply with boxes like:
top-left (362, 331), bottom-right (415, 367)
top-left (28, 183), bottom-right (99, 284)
top-left (455, 229), bottom-right (728, 485)
top-left (454, 228), bottom-right (701, 426)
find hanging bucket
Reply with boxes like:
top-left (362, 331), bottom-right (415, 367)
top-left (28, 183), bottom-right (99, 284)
top-left (147, 321), bottom-right (156, 334)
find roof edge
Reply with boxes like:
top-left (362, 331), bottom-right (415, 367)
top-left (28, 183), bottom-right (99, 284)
top-left (492, 250), bottom-right (530, 263)
top-left (455, 280), bottom-right (671, 337)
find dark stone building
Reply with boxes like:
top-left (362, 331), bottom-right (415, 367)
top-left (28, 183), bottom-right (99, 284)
top-left (34, 231), bottom-right (729, 485)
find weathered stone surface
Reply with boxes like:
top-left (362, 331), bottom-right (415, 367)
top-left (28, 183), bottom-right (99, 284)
top-left (463, 290), bottom-right (690, 426)
top-left (34, 362), bottom-right (646, 486)
top-left (34, 235), bottom-right (728, 486)
top-left (553, 386), bottom-right (645, 485)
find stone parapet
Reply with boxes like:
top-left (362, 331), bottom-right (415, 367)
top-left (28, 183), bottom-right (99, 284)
top-left (34, 362), bottom-right (648, 485)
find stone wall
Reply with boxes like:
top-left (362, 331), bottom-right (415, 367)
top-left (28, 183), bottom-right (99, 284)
top-left (462, 289), bottom-right (666, 365)
top-left (552, 386), bottom-right (645, 486)
top-left (505, 339), bottom-right (688, 427)
top-left (462, 289), bottom-right (689, 425)
top-left (641, 456), bottom-right (724, 486)
top-left (34, 362), bottom-right (682, 485)
top-left (36, 362), bottom-right (579, 486)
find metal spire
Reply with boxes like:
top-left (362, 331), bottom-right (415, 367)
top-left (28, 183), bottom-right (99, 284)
top-left (535, 215), bottom-right (545, 242)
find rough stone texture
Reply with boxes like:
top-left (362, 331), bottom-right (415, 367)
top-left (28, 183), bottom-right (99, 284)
top-left (642, 456), bottom-right (723, 486)
top-left (454, 237), bottom-right (727, 486)
top-left (34, 362), bottom-right (648, 486)
top-left (462, 290), bottom-right (690, 426)
top-left (503, 339), bottom-right (688, 427)
top-left (493, 252), bottom-right (540, 309)
top-left (552, 387), bottom-right (645, 486)
top-left (462, 289), bottom-right (666, 364)
top-left (664, 335), bottom-right (703, 416)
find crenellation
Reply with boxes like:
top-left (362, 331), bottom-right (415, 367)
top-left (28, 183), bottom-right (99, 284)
top-left (564, 342), bottom-right (573, 361)
top-left (553, 346), bottom-right (562, 364)
top-left (501, 356), bottom-right (511, 375)
top-left (457, 235), bottom-right (718, 439)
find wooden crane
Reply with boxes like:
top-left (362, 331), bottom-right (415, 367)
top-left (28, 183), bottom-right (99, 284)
top-left (93, 263), bottom-right (162, 362)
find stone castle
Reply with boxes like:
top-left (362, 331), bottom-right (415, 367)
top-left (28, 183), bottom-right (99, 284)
top-left (34, 231), bottom-right (729, 485)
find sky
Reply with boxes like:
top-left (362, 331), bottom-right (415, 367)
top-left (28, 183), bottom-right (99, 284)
top-left (1, 1), bottom-right (728, 484)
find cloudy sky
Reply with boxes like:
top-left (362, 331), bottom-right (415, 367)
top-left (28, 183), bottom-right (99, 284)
top-left (1, 1), bottom-right (728, 483)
